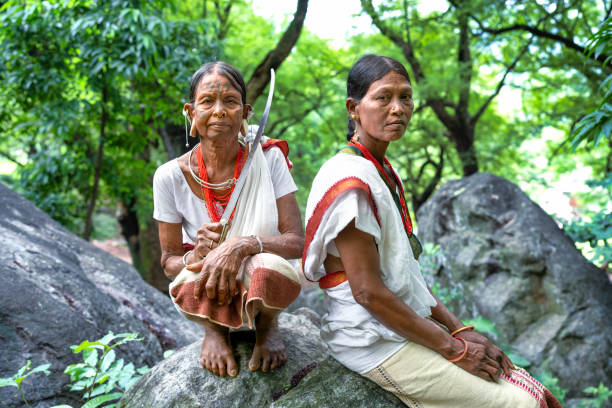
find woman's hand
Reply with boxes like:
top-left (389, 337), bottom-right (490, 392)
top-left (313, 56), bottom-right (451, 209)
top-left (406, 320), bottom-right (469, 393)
top-left (459, 331), bottom-right (515, 376)
top-left (188, 236), bottom-right (256, 306)
top-left (187, 222), bottom-right (225, 264)
top-left (453, 339), bottom-right (502, 382)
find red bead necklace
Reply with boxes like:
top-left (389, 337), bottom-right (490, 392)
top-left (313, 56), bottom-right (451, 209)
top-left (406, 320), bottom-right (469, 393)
top-left (348, 141), bottom-right (414, 235)
top-left (195, 144), bottom-right (247, 223)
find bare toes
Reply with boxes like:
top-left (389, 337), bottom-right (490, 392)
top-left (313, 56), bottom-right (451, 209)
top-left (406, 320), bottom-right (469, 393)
top-left (218, 361), bottom-right (227, 377)
top-left (227, 357), bottom-right (238, 377)
top-left (261, 354), bottom-right (271, 372)
top-left (249, 349), bottom-right (262, 371)
top-left (270, 355), bottom-right (279, 370)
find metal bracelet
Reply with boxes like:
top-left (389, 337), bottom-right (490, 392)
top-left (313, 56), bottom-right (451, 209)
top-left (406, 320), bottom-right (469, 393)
top-left (182, 250), bottom-right (193, 266)
top-left (251, 235), bottom-right (263, 253)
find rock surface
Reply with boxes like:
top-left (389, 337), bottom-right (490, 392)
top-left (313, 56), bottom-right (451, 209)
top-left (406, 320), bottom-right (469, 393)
top-left (0, 183), bottom-right (200, 408)
top-left (121, 310), bottom-right (404, 407)
top-left (417, 173), bottom-right (612, 399)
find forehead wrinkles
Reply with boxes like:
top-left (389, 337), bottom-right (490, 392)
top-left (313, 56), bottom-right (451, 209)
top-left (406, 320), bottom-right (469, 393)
top-left (196, 75), bottom-right (240, 97)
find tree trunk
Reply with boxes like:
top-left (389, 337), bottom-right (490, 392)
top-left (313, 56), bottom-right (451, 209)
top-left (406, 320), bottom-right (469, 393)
top-left (246, 0), bottom-right (308, 104)
top-left (118, 142), bottom-right (169, 293)
top-left (139, 217), bottom-right (168, 293)
top-left (159, 123), bottom-right (197, 160)
top-left (83, 84), bottom-right (108, 240)
top-left (454, 131), bottom-right (478, 176)
top-left (118, 199), bottom-right (140, 270)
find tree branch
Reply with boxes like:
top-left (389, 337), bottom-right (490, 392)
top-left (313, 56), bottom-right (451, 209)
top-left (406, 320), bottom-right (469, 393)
top-left (473, 19), bottom-right (609, 65)
top-left (0, 150), bottom-right (24, 167)
top-left (362, 0), bottom-right (458, 130)
top-left (457, 10), bottom-right (472, 118)
top-left (471, 37), bottom-right (532, 125)
top-left (246, 0), bottom-right (308, 104)
top-left (213, 0), bottom-right (233, 40)
top-left (361, 0), bottom-right (426, 82)
top-left (413, 146), bottom-right (444, 211)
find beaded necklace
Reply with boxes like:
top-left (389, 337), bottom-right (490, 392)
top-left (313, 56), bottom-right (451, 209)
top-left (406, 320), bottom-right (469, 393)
top-left (348, 141), bottom-right (414, 235)
top-left (195, 144), bottom-right (247, 222)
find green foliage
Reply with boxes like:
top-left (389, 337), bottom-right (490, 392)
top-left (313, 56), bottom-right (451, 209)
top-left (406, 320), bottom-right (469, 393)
top-left (418, 242), bottom-right (463, 308)
top-left (563, 173), bottom-right (612, 266)
top-left (463, 316), bottom-right (500, 338)
top-left (0, 360), bottom-right (51, 407)
top-left (0, 0), bottom-right (219, 240)
top-left (502, 348), bottom-right (531, 368)
top-left (564, 211), bottom-right (612, 265)
top-left (64, 331), bottom-right (149, 405)
top-left (571, 17), bottom-right (612, 151)
top-left (536, 370), bottom-right (569, 405)
top-left (579, 383), bottom-right (612, 408)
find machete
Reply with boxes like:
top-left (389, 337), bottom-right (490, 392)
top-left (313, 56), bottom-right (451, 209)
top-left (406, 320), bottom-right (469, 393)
top-left (217, 68), bottom-right (275, 244)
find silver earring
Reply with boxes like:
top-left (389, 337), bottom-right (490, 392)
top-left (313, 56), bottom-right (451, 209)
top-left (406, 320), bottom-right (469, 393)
top-left (182, 108), bottom-right (190, 147)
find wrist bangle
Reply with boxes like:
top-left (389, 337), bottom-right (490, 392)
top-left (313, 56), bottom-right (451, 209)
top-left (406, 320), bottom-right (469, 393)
top-left (450, 325), bottom-right (474, 337)
top-left (251, 235), bottom-right (263, 253)
top-left (182, 250), bottom-right (193, 266)
top-left (447, 337), bottom-right (468, 363)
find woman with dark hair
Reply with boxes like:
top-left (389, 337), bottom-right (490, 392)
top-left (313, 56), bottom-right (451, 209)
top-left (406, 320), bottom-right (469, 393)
top-left (302, 55), bottom-right (561, 407)
top-left (153, 61), bottom-right (304, 378)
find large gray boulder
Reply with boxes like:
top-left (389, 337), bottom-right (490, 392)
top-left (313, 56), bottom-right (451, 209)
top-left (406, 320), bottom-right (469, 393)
top-left (121, 310), bottom-right (404, 407)
top-left (0, 183), bottom-right (200, 407)
top-left (417, 173), bottom-right (612, 399)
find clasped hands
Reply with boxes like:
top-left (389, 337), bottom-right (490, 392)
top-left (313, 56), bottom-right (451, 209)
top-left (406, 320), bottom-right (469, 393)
top-left (186, 221), bottom-right (245, 306)
top-left (453, 330), bottom-right (515, 382)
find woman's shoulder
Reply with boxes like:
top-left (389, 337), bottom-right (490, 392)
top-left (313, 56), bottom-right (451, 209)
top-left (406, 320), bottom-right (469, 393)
top-left (153, 158), bottom-right (182, 186)
top-left (317, 150), bottom-right (374, 179)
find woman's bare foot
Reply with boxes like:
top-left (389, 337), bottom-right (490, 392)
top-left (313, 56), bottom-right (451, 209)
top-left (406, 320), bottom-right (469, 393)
top-left (200, 320), bottom-right (238, 377)
top-left (249, 309), bottom-right (287, 372)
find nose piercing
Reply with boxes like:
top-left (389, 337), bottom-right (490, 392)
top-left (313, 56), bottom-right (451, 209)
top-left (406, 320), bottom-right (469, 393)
top-left (213, 111), bottom-right (226, 118)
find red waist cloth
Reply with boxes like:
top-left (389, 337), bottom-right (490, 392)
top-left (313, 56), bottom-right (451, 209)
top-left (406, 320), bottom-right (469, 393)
top-left (319, 270), bottom-right (347, 289)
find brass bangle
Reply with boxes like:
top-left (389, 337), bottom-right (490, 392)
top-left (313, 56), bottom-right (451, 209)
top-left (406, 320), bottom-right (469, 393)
top-left (250, 235), bottom-right (263, 253)
top-left (447, 337), bottom-right (468, 363)
top-left (182, 250), bottom-right (193, 267)
top-left (450, 325), bottom-right (474, 337)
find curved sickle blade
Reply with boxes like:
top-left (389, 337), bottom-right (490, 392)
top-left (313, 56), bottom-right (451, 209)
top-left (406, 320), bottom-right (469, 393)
top-left (218, 69), bottom-right (276, 241)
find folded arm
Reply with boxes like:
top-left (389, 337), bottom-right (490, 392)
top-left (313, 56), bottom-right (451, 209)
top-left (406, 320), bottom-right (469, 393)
top-left (334, 220), bottom-right (503, 381)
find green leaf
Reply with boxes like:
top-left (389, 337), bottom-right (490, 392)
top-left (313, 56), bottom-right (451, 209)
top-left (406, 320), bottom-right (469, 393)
top-left (100, 349), bottom-right (116, 372)
top-left (16, 360), bottom-right (32, 377)
top-left (463, 316), bottom-right (499, 337)
top-left (0, 378), bottom-right (17, 388)
top-left (84, 349), bottom-right (99, 367)
top-left (81, 392), bottom-right (122, 408)
top-left (505, 351), bottom-right (531, 368)
top-left (74, 340), bottom-right (104, 354)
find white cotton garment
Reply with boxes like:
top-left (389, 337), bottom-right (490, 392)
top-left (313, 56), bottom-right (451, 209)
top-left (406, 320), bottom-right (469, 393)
top-left (303, 152), bottom-right (437, 374)
top-left (153, 141), bottom-right (297, 245)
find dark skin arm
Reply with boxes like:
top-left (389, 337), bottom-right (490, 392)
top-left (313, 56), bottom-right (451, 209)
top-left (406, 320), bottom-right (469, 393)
top-left (334, 220), bottom-right (504, 382)
top-left (428, 291), bottom-right (514, 376)
top-left (164, 193), bottom-right (303, 306)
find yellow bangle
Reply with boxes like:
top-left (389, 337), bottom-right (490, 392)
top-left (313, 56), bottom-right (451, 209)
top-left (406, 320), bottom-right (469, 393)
top-left (447, 337), bottom-right (468, 363)
top-left (450, 325), bottom-right (474, 337)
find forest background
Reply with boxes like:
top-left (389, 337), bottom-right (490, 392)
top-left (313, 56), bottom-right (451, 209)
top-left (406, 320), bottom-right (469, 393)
top-left (0, 0), bottom-right (610, 293)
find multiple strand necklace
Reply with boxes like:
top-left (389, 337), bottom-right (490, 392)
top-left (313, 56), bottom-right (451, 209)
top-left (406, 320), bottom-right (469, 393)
top-left (348, 140), bottom-right (414, 235)
top-left (192, 143), bottom-right (246, 222)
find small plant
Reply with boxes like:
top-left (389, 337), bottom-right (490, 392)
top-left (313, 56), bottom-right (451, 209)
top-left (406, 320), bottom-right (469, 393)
top-left (579, 383), bottom-right (612, 408)
top-left (0, 360), bottom-right (51, 407)
top-left (536, 370), bottom-right (568, 405)
top-left (419, 242), bottom-right (463, 308)
top-left (63, 331), bottom-right (149, 408)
